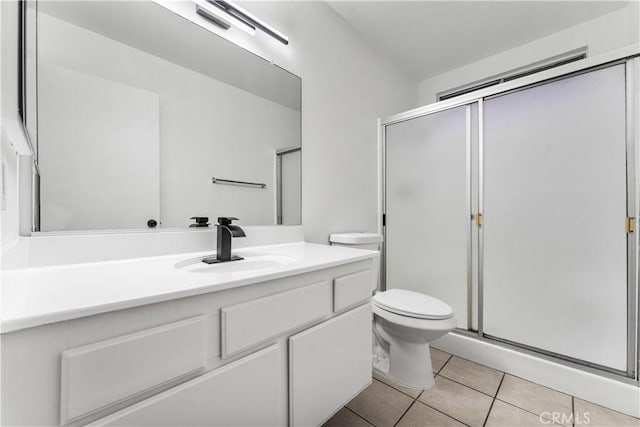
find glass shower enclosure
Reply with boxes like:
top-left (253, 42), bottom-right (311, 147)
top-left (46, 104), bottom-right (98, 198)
top-left (381, 56), bottom-right (639, 379)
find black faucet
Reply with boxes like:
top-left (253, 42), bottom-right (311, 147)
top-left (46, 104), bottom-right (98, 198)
top-left (203, 217), bottom-right (246, 264)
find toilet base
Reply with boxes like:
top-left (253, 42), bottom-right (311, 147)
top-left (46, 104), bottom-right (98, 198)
top-left (373, 365), bottom-right (434, 390)
top-left (372, 301), bottom-right (457, 390)
top-left (372, 325), bottom-right (436, 389)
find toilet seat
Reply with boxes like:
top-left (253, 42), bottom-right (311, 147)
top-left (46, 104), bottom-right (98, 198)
top-left (373, 289), bottom-right (453, 320)
top-left (373, 304), bottom-right (457, 332)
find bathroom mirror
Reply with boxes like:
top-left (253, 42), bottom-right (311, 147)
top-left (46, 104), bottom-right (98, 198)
top-left (23, 1), bottom-right (301, 232)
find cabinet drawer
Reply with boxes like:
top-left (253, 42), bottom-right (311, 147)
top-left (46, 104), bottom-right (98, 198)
top-left (289, 303), bottom-right (372, 427)
top-left (333, 270), bottom-right (372, 312)
top-left (221, 281), bottom-right (332, 357)
top-left (61, 317), bottom-right (205, 424)
top-left (92, 345), bottom-right (282, 426)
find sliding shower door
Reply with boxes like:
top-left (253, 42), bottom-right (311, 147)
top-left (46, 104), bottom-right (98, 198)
top-left (276, 148), bottom-right (301, 225)
top-left (482, 64), bottom-right (629, 371)
top-left (385, 105), bottom-right (472, 329)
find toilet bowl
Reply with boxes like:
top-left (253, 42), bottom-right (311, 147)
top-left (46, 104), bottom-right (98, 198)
top-left (329, 233), bottom-right (457, 390)
top-left (372, 289), bottom-right (456, 389)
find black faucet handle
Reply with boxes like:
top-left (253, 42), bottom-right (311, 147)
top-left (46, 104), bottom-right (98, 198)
top-left (217, 217), bottom-right (239, 226)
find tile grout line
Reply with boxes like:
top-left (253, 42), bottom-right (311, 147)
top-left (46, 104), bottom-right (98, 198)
top-left (495, 373), bottom-right (571, 426)
top-left (411, 377), bottom-right (471, 427)
top-left (418, 400), bottom-right (473, 426)
top-left (393, 399), bottom-right (418, 427)
top-left (344, 406), bottom-right (375, 426)
top-left (373, 349), bottom-right (454, 400)
top-left (504, 371), bottom-right (572, 398)
top-left (494, 397), bottom-right (567, 426)
top-left (372, 375), bottom-right (424, 400)
top-left (435, 353), bottom-right (453, 373)
top-left (436, 372), bottom-right (499, 399)
top-left (482, 396), bottom-right (496, 427)
top-left (482, 373), bottom-right (505, 427)
top-left (344, 355), bottom-right (637, 427)
top-left (383, 381), bottom-right (424, 399)
top-left (440, 358), bottom-right (598, 426)
top-left (391, 385), bottom-right (427, 427)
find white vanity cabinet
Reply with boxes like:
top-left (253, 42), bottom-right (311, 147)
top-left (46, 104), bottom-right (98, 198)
top-left (0, 257), bottom-right (375, 427)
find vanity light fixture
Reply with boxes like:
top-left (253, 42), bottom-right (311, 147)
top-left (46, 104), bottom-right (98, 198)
top-left (195, 0), bottom-right (256, 35)
top-left (196, 0), bottom-right (289, 45)
top-left (213, 1), bottom-right (289, 45)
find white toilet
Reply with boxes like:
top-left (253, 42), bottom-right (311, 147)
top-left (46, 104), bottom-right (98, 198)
top-left (330, 232), bottom-right (457, 390)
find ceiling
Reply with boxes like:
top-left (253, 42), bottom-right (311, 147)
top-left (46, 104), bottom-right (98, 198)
top-left (327, 1), bottom-right (629, 81)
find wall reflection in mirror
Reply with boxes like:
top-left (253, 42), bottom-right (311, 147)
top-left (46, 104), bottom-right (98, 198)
top-left (23, 1), bottom-right (302, 232)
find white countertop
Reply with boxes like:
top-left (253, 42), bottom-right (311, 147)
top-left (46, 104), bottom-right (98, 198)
top-left (1, 242), bottom-right (378, 334)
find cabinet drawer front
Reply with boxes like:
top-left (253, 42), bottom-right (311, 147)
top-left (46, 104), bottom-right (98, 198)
top-left (333, 270), bottom-right (372, 312)
top-left (61, 317), bottom-right (205, 423)
top-left (93, 345), bottom-right (282, 427)
top-left (221, 280), bottom-right (332, 357)
top-left (289, 303), bottom-right (372, 427)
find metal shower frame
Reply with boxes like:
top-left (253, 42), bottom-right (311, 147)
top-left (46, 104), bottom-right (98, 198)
top-left (378, 45), bottom-right (640, 383)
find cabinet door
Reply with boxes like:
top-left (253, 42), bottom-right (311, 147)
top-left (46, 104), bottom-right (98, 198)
top-left (61, 317), bottom-right (205, 424)
top-left (289, 303), bottom-right (371, 427)
top-left (94, 345), bottom-right (282, 426)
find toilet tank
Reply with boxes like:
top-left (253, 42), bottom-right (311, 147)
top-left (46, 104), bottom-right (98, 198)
top-left (329, 232), bottom-right (383, 251)
top-left (329, 233), bottom-right (383, 291)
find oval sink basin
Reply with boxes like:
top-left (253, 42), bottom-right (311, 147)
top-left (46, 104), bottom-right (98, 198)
top-left (175, 254), bottom-right (297, 274)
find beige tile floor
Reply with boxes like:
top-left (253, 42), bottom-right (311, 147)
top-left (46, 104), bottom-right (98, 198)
top-left (323, 348), bottom-right (640, 427)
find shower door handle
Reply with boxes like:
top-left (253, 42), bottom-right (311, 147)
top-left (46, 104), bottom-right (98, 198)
top-left (474, 213), bottom-right (482, 227)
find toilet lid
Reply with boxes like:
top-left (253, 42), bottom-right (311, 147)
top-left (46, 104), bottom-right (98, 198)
top-left (373, 289), bottom-right (453, 320)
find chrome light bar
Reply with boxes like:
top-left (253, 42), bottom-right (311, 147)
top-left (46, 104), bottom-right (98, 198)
top-left (210, 0), bottom-right (289, 45)
top-left (195, 0), bottom-right (256, 35)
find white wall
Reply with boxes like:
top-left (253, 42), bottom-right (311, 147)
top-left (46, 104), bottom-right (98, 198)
top-left (159, 1), bottom-right (419, 243)
top-left (418, 3), bottom-right (640, 104)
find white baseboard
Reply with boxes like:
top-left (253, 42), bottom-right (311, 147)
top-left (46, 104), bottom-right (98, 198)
top-left (433, 332), bottom-right (640, 418)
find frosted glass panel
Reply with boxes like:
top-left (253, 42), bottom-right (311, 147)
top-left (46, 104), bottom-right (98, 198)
top-left (280, 150), bottom-right (302, 225)
top-left (483, 65), bottom-right (627, 370)
top-left (386, 106), bottom-right (469, 328)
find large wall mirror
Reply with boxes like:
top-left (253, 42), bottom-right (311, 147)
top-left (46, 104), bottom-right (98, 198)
top-left (22, 1), bottom-right (301, 232)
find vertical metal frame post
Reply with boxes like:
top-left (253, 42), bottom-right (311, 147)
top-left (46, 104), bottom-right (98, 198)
top-left (379, 118), bottom-right (387, 291)
top-left (477, 99), bottom-right (485, 337)
top-left (626, 58), bottom-right (639, 379)
top-left (465, 105), bottom-right (473, 330)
